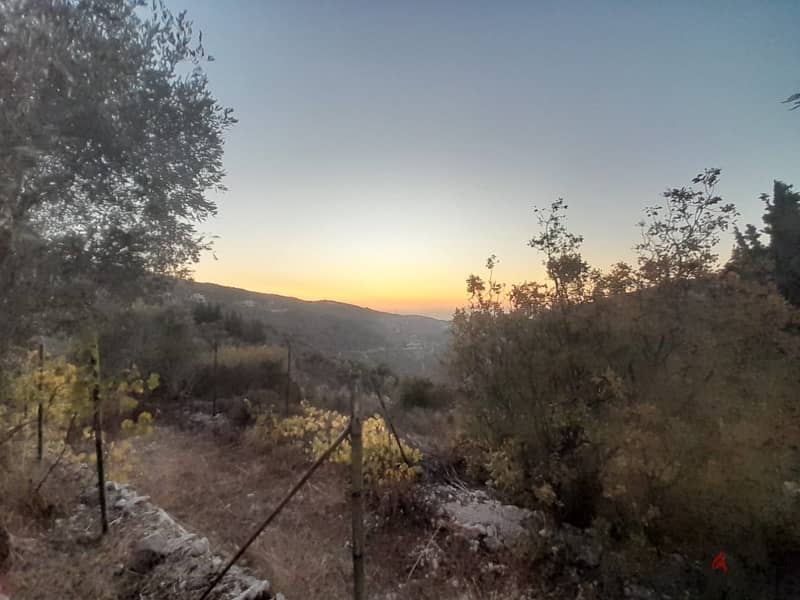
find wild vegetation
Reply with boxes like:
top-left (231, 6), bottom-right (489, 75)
top-left (2, 1), bottom-right (800, 599)
top-left (449, 169), bottom-right (800, 596)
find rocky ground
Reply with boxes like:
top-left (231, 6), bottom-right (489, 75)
top-left (6, 414), bottom-right (793, 599)
top-left (3, 463), bottom-right (279, 600)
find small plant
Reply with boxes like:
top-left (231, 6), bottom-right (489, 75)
top-left (247, 401), bottom-right (423, 492)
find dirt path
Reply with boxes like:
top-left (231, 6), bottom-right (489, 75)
top-left (124, 426), bottom-right (537, 599)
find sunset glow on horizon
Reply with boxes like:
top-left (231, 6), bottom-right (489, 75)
top-left (182, 0), bottom-right (799, 319)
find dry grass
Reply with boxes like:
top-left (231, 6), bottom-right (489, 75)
top-left (123, 427), bottom-right (542, 599)
top-left (0, 422), bottom-right (555, 599)
top-left (0, 434), bottom-right (122, 600)
top-left (125, 429), bottom-right (352, 597)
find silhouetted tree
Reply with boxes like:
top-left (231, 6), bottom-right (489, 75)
top-left (729, 180), bottom-right (800, 305)
top-left (636, 168), bottom-right (737, 284)
top-left (728, 224), bottom-right (773, 284)
top-left (223, 310), bottom-right (244, 339)
top-left (764, 181), bottom-right (800, 305)
top-left (193, 302), bottom-right (223, 325)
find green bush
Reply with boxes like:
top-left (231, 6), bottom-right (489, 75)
top-left (398, 376), bottom-right (447, 409)
top-left (193, 344), bottom-right (285, 399)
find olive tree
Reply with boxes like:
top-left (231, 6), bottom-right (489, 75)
top-left (1, 0), bottom-right (235, 534)
top-left (1, 0), bottom-right (235, 341)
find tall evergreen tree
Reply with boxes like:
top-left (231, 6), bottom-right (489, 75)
top-left (728, 224), bottom-right (773, 283)
top-left (763, 181), bottom-right (800, 305)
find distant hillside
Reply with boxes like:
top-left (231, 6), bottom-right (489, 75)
top-left (171, 280), bottom-right (452, 378)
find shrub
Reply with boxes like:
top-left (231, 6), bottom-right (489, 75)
top-left (193, 345), bottom-right (285, 399)
top-left (246, 402), bottom-right (423, 496)
top-left (398, 376), bottom-right (449, 410)
top-left (450, 174), bottom-right (800, 587)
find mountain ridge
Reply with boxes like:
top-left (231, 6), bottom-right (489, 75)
top-left (190, 280), bottom-right (450, 322)
top-left (172, 280), bottom-right (451, 378)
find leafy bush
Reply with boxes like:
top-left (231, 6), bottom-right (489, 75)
top-left (246, 402), bottom-right (422, 493)
top-left (398, 376), bottom-right (449, 410)
top-left (193, 345), bottom-right (285, 399)
top-left (4, 347), bottom-right (158, 486)
top-left (450, 170), bottom-right (800, 587)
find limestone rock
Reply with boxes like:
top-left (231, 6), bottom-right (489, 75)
top-left (424, 484), bottom-right (538, 552)
top-left (129, 532), bottom-right (169, 573)
top-left (231, 580), bottom-right (271, 600)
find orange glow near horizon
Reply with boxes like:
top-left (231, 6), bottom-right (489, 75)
top-left (192, 259), bottom-right (470, 319)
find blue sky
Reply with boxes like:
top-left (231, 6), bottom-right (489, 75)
top-left (179, 0), bottom-right (800, 319)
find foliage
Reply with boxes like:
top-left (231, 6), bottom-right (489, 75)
top-left (763, 181), bottom-right (800, 306)
top-left (97, 304), bottom-right (199, 401)
top-left (191, 302), bottom-right (268, 344)
top-left (450, 169), bottom-right (800, 584)
top-left (222, 310), bottom-right (267, 344)
top-left (193, 344), bottom-right (285, 400)
top-left (728, 223), bottom-right (773, 283)
top-left (5, 345), bottom-right (158, 485)
top-left (728, 180), bottom-right (800, 308)
top-left (192, 302), bottom-right (223, 325)
top-left (0, 0), bottom-right (235, 356)
top-left (636, 168), bottom-right (737, 284)
top-left (10, 350), bottom-right (78, 426)
top-left (247, 402), bottom-right (422, 493)
top-left (398, 376), bottom-right (447, 410)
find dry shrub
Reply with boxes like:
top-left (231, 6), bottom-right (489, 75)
top-left (193, 344), bottom-right (285, 400)
top-left (246, 402), bottom-right (423, 511)
top-left (452, 264), bottom-right (800, 587)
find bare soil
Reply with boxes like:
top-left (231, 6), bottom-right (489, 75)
top-left (123, 426), bottom-right (540, 599)
top-left (2, 424), bottom-right (556, 599)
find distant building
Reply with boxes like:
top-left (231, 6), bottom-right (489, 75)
top-left (190, 293), bottom-right (207, 304)
top-left (240, 300), bottom-right (257, 308)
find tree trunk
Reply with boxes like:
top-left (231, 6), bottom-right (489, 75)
top-left (350, 386), bottom-right (365, 600)
top-left (36, 340), bottom-right (43, 462)
top-left (91, 338), bottom-right (108, 534)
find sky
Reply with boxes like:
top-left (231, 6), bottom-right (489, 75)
top-left (178, 0), bottom-right (800, 320)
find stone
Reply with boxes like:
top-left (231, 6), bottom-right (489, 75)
top-left (189, 536), bottom-right (210, 557)
top-left (430, 484), bottom-right (535, 552)
top-left (231, 580), bottom-right (270, 600)
top-left (483, 534), bottom-right (503, 552)
top-left (129, 532), bottom-right (169, 574)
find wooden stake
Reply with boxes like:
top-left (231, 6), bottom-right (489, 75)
top-left (36, 340), bottom-right (43, 462)
top-left (211, 338), bottom-right (218, 416)
top-left (198, 422), bottom-right (351, 600)
top-left (376, 392), bottom-right (411, 467)
top-left (91, 337), bottom-right (108, 535)
top-left (350, 384), bottom-right (365, 600)
top-left (284, 338), bottom-right (292, 417)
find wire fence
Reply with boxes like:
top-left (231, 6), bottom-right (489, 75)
top-left (199, 382), bottom-right (409, 600)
